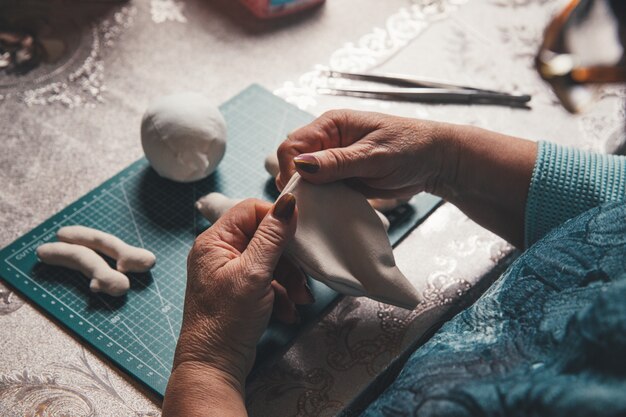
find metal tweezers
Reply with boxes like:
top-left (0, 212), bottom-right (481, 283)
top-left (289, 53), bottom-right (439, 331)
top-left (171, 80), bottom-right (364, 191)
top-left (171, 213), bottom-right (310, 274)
top-left (319, 70), bottom-right (532, 107)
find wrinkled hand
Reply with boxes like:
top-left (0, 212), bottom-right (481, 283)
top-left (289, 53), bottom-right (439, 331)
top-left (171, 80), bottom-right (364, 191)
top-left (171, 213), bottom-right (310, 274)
top-left (274, 108), bottom-right (537, 249)
top-left (170, 194), bottom-right (310, 390)
top-left (276, 110), bottom-right (452, 199)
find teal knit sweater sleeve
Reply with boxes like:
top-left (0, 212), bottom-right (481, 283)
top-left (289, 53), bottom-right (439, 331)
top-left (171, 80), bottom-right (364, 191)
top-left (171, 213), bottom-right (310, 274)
top-left (525, 141), bottom-right (626, 248)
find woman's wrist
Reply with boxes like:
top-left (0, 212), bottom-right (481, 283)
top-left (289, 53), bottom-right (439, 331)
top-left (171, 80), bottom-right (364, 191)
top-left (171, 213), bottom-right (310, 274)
top-left (430, 123), bottom-right (536, 200)
top-left (171, 360), bottom-right (244, 395)
top-left (163, 360), bottom-right (247, 416)
top-left (426, 122), bottom-right (537, 247)
top-left (173, 319), bottom-right (251, 389)
top-left (423, 121), bottom-right (463, 200)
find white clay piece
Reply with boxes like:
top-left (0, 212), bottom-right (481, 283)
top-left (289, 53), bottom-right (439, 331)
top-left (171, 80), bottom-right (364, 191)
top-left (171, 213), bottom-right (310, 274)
top-left (195, 193), bottom-right (243, 224)
top-left (141, 92), bottom-right (227, 183)
top-left (36, 242), bottom-right (130, 296)
top-left (36, 226), bottom-right (157, 297)
top-left (56, 225), bottom-right (156, 273)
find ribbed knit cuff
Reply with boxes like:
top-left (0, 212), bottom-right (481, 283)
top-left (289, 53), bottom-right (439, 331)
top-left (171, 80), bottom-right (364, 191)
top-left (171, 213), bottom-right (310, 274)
top-left (525, 141), bottom-right (626, 248)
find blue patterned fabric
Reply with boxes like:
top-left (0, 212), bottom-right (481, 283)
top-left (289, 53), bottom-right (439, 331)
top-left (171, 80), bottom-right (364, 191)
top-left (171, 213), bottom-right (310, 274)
top-left (525, 141), bottom-right (626, 248)
top-left (362, 201), bottom-right (626, 417)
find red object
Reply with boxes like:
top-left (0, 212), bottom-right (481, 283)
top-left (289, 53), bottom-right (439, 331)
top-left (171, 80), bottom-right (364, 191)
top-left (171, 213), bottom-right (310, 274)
top-left (238, 0), bottom-right (325, 19)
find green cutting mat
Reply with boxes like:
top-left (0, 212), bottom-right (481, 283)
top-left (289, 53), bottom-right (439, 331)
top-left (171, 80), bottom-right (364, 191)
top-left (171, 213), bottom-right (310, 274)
top-left (0, 84), bottom-right (441, 397)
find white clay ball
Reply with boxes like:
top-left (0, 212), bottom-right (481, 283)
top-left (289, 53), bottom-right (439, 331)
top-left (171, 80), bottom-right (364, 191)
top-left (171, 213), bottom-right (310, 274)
top-left (141, 92), bottom-right (227, 182)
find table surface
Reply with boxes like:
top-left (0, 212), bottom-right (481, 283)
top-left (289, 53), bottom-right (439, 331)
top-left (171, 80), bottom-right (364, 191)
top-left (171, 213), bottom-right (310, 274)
top-left (1, 0), bottom-right (624, 416)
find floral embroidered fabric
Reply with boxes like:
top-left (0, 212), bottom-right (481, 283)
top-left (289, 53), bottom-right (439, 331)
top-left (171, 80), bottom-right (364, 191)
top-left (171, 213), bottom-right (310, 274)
top-left (363, 201), bottom-right (626, 416)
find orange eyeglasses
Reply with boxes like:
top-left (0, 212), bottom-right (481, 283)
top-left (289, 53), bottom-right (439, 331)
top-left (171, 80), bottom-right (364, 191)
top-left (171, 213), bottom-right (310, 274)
top-left (536, 0), bottom-right (626, 113)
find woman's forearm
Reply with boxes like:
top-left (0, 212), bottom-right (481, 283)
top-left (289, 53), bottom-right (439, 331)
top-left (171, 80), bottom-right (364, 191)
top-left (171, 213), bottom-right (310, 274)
top-left (163, 362), bottom-right (247, 417)
top-left (434, 124), bottom-right (538, 248)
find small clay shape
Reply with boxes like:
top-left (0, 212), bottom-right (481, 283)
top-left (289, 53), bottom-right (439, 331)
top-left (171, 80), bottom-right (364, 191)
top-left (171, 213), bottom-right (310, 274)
top-left (36, 242), bottom-right (130, 296)
top-left (56, 225), bottom-right (156, 273)
top-left (195, 193), bottom-right (243, 224)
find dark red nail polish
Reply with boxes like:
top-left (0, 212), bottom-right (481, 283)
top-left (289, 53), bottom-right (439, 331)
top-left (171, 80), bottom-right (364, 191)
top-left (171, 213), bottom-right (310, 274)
top-left (273, 193), bottom-right (296, 221)
top-left (294, 154), bottom-right (320, 174)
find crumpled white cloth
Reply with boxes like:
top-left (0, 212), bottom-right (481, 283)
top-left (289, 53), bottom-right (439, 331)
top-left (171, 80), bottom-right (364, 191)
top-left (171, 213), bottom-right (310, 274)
top-left (195, 174), bottom-right (420, 309)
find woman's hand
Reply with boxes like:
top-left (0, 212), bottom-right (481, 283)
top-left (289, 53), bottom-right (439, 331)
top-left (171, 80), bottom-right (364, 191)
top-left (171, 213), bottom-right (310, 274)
top-left (276, 110), bottom-right (449, 198)
top-left (163, 194), bottom-right (307, 417)
top-left (276, 109), bottom-right (537, 248)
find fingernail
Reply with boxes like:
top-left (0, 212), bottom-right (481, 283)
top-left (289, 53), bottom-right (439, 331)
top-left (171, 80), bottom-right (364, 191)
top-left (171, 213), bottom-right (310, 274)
top-left (304, 282), bottom-right (316, 304)
top-left (273, 193), bottom-right (296, 221)
top-left (294, 154), bottom-right (320, 174)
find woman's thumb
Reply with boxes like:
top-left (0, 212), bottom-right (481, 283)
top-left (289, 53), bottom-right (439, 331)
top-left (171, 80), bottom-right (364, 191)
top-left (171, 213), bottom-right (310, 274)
top-left (241, 194), bottom-right (297, 278)
top-left (293, 143), bottom-right (371, 184)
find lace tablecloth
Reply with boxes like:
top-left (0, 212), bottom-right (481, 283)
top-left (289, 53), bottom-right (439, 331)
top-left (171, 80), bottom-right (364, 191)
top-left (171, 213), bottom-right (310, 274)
top-left (0, 0), bottom-right (623, 416)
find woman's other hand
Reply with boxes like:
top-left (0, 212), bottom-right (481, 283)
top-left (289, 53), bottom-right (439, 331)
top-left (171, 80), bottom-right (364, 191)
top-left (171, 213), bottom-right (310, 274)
top-left (163, 194), bottom-right (305, 417)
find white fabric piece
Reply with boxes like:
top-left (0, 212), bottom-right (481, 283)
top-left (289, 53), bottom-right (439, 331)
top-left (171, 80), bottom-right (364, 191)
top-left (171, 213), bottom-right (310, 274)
top-left (280, 174), bottom-right (419, 309)
top-left (195, 175), bottom-right (420, 309)
top-left (141, 92), bottom-right (227, 182)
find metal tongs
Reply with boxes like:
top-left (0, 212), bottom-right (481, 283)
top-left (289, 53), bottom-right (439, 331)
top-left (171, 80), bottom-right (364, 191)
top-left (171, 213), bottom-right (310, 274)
top-left (319, 70), bottom-right (532, 107)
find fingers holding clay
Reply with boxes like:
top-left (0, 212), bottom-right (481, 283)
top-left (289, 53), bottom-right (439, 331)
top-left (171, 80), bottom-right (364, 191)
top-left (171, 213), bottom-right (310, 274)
top-left (56, 225), bottom-right (156, 273)
top-left (267, 150), bottom-right (391, 232)
top-left (36, 242), bottom-right (130, 296)
top-left (141, 92), bottom-right (227, 182)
